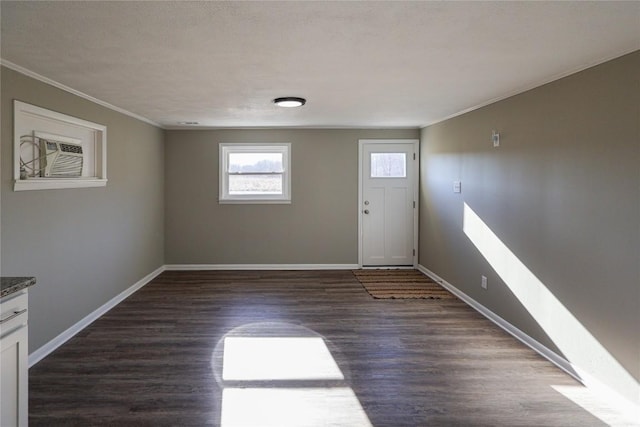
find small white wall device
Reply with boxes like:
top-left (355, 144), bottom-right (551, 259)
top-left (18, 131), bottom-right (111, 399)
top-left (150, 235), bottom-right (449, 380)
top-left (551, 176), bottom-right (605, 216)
top-left (36, 132), bottom-right (84, 177)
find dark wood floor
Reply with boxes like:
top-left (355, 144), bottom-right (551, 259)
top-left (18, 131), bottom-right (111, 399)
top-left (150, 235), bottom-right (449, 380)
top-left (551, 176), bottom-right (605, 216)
top-left (29, 270), bottom-right (609, 426)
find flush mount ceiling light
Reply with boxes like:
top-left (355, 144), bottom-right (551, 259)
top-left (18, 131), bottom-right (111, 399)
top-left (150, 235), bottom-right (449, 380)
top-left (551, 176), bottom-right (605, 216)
top-left (178, 121), bottom-right (200, 125)
top-left (273, 97), bottom-right (306, 108)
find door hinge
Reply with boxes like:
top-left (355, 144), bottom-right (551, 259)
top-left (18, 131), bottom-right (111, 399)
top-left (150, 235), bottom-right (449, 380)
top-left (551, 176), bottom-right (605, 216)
top-left (413, 249), bottom-right (416, 256)
top-left (413, 153), bottom-right (416, 160)
top-left (413, 201), bottom-right (416, 208)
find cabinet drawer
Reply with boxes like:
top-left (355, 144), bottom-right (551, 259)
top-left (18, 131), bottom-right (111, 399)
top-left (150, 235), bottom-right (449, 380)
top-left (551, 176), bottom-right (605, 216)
top-left (0, 292), bottom-right (28, 338)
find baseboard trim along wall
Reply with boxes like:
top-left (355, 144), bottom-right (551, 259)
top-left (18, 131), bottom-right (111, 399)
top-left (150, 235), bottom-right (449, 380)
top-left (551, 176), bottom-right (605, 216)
top-left (164, 264), bottom-right (360, 271)
top-left (28, 263), bottom-right (356, 367)
top-left (30, 262), bottom-right (636, 417)
top-left (28, 265), bottom-right (166, 367)
top-left (417, 264), bottom-right (640, 420)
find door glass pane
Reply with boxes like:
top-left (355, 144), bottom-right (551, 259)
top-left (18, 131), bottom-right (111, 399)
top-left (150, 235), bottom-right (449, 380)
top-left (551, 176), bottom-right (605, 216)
top-left (370, 153), bottom-right (406, 178)
top-left (229, 174), bottom-right (283, 195)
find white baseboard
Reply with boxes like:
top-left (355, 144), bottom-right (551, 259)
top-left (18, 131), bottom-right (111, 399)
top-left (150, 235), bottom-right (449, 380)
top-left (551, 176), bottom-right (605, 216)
top-left (164, 264), bottom-right (359, 271)
top-left (417, 264), bottom-right (640, 420)
top-left (29, 262), bottom-right (636, 417)
top-left (28, 265), bottom-right (166, 367)
top-left (28, 263), bottom-right (355, 366)
top-left (416, 264), bottom-right (577, 377)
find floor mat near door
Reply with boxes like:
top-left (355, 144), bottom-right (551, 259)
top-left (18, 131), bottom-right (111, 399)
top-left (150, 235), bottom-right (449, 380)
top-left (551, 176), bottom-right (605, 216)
top-left (352, 269), bottom-right (456, 299)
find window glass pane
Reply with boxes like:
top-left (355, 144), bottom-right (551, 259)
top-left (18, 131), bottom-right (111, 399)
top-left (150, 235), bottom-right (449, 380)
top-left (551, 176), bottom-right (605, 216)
top-left (229, 174), bottom-right (283, 195)
top-left (370, 153), bottom-right (406, 178)
top-left (229, 153), bottom-right (283, 173)
top-left (219, 143), bottom-right (290, 203)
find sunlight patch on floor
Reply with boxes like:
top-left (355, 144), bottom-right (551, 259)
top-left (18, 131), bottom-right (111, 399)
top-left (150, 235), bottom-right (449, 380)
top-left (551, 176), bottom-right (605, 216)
top-left (221, 387), bottom-right (373, 427)
top-left (222, 336), bottom-right (344, 381)
top-left (215, 323), bottom-right (372, 427)
top-left (552, 385), bottom-right (640, 427)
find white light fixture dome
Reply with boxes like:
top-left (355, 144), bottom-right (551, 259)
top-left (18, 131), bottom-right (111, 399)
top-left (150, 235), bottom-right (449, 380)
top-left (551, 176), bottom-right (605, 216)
top-left (273, 97), bottom-right (306, 108)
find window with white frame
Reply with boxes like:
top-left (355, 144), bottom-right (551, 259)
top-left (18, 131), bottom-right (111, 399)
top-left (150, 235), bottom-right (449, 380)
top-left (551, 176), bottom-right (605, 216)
top-left (219, 143), bottom-right (291, 203)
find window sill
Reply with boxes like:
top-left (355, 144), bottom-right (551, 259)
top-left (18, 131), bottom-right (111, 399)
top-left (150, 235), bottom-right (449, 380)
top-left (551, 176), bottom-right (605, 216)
top-left (14, 178), bottom-right (108, 191)
top-left (219, 199), bottom-right (291, 205)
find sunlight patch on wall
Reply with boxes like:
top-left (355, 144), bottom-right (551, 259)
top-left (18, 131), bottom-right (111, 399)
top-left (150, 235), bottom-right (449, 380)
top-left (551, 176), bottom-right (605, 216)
top-left (463, 203), bottom-right (639, 411)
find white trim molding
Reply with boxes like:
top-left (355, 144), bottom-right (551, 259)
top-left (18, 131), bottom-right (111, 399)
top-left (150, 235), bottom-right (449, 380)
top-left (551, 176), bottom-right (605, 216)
top-left (28, 263), bottom-right (357, 366)
top-left (15, 178), bottom-right (108, 191)
top-left (165, 264), bottom-right (359, 271)
top-left (416, 265), bottom-right (575, 376)
top-left (14, 100), bottom-right (108, 191)
top-left (28, 266), bottom-right (166, 367)
top-left (417, 264), bottom-right (640, 421)
top-left (420, 47), bottom-right (640, 128)
top-left (1, 59), bottom-right (161, 128)
top-left (218, 143), bottom-right (292, 204)
top-left (26, 261), bottom-right (639, 419)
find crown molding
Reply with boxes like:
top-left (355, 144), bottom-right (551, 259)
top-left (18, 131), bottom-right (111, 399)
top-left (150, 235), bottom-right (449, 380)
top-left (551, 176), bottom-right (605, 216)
top-left (1, 59), bottom-right (163, 129)
top-left (420, 48), bottom-right (640, 128)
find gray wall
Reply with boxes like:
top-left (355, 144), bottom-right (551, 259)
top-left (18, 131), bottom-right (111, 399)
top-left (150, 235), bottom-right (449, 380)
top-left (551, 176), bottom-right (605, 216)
top-left (1, 67), bottom-right (165, 352)
top-left (165, 129), bottom-right (419, 264)
top-left (419, 51), bottom-right (639, 404)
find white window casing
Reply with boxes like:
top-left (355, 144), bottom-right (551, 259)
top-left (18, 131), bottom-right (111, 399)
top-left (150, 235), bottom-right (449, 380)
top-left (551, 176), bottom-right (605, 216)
top-left (219, 143), bottom-right (291, 204)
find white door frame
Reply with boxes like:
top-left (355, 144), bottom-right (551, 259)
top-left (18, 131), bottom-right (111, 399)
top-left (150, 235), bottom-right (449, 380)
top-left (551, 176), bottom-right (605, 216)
top-left (358, 139), bottom-right (419, 268)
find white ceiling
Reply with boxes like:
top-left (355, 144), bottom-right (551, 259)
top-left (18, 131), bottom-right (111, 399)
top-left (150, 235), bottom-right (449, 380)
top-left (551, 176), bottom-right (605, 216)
top-left (1, 1), bottom-right (639, 129)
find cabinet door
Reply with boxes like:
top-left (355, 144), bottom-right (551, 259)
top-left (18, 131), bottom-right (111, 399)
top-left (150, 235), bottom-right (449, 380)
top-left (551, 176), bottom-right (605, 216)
top-left (0, 325), bottom-right (28, 427)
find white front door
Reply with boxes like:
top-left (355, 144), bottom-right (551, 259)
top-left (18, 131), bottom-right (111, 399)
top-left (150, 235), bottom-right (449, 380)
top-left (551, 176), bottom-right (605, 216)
top-left (359, 140), bottom-right (418, 267)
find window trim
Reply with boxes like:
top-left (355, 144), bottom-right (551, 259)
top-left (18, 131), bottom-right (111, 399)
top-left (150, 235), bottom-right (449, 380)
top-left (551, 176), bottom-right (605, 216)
top-left (219, 143), bottom-right (291, 204)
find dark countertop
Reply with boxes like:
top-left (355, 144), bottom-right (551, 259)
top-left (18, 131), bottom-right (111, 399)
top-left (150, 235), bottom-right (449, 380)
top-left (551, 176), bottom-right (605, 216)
top-left (1, 277), bottom-right (36, 298)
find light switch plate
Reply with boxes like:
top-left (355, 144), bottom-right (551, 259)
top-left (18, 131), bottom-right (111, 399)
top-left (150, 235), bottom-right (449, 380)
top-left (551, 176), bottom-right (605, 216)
top-left (453, 181), bottom-right (462, 193)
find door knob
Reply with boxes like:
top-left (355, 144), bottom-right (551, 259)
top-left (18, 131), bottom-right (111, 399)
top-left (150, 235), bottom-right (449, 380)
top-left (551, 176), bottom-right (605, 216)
top-left (363, 209), bottom-right (370, 214)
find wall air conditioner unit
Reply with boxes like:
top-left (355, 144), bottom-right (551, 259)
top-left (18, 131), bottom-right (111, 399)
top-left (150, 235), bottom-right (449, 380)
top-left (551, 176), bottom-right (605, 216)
top-left (36, 132), bottom-right (84, 178)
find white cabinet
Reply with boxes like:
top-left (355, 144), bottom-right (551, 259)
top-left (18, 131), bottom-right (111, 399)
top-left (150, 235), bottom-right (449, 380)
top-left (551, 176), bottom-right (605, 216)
top-left (0, 290), bottom-right (29, 427)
